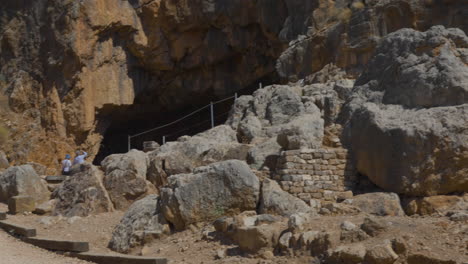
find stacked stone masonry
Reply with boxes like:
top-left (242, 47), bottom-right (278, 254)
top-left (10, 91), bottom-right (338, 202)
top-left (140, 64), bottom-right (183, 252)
top-left (275, 148), bottom-right (356, 202)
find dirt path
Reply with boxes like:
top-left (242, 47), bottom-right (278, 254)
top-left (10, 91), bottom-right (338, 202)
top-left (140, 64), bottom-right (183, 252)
top-left (0, 229), bottom-right (94, 264)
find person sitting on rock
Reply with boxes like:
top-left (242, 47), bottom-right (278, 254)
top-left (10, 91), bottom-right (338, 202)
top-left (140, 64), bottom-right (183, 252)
top-left (61, 154), bottom-right (72, 176)
top-left (73, 150), bottom-right (88, 165)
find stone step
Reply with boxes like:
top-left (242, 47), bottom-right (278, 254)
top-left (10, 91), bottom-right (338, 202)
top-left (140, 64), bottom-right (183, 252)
top-left (22, 237), bottom-right (89, 252)
top-left (45, 176), bottom-right (67, 183)
top-left (0, 220), bottom-right (36, 237)
top-left (70, 252), bottom-right (168, 264)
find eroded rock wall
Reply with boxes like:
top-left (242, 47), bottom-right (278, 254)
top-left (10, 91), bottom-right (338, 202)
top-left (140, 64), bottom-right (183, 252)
top-left (0, 0), bottom-right (466, 171)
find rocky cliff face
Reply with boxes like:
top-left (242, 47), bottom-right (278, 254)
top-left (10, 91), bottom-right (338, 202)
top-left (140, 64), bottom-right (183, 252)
top-left (0, 0), bottom-right (466, 170)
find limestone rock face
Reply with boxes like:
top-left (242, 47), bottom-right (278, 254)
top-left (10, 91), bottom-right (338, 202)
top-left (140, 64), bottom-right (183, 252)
top-left (101, 150), bottom-right (156, 210)
top-left (259, 178), bottom-right (312, 216)
top-left (109, 195), bottom-right (169, 253)
top-left (0, 165), bottom-right (50, 204)
top-left (52, 163), bottom-right (113, 217)
top-left (343, 26), bottom-right (468, 196)
top-left (160, 160), bottom-right (260, 230)
top-left (277, 0), bottom-right (468, 82)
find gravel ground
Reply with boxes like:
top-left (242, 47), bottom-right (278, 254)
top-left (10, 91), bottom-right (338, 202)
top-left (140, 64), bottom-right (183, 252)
top-left (0, 229), bottom-right (94, 264)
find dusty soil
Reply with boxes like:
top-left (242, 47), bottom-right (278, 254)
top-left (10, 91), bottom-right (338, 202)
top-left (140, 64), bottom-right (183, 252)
top-left (1, 203), bottom-right (467, 264)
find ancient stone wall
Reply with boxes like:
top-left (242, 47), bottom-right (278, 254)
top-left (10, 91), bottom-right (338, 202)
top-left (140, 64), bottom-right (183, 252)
top-left (275, 148), bottom-right (356, 202)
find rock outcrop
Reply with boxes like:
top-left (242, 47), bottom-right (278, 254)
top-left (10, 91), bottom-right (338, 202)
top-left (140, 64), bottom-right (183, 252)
top-left (343, 26), bottom-right (468, 196)
top-left (147, 125), bottom-right (250, 188)
top-left (52, 163), bottom-right (113, 217)
top-left (160, 160), bottom-right (260, 230)
top-left (101, 150), bottom-right (156, 210)
top-left (109, 195), bottom-right (169, 253)
top-left (0, 164), bottom-right (50, 204)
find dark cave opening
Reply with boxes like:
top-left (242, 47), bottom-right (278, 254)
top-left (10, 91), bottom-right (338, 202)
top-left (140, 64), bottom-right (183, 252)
top-left (93, 75), bottom-right (277, 165)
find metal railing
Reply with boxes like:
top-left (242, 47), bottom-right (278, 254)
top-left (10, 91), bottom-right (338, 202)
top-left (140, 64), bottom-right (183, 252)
top-left (127, 92), bottom-right (242, 151)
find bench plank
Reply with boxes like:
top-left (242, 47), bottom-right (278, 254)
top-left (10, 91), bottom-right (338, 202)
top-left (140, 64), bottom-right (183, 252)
top-left (0, 212), bottom-right (6, 220)
top-left (0, 220), bottom-right (36, 237)
top-left (23, 237), bottom-right (89, 252)
top-left (71, 252), bottom-right (168, 264)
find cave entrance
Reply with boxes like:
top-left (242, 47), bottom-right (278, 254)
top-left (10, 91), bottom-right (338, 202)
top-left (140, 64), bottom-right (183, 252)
top-left (93, 76), bottom-right (276, 165)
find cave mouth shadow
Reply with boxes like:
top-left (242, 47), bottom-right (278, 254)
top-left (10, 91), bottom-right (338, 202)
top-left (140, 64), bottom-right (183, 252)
top-left (93, 75), bottom-right (277, 165)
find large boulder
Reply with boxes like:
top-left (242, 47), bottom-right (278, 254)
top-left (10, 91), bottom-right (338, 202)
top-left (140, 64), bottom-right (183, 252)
top-left (160, 160), bottom-right (260, 230)
top-left (147, 125), bottom-right (250, 185)
top-left (52, 163), bottom-right (113, 217)
top-left (344, 192), bottom-right (405, 216)
top-left (343, 26), bottom-right (468, 196)
top-left (402, 195), bottom-right (468, 216)
top-left (0, 164), bottom-right (50, 203)
top-left (259, 178), bottom-right (312, 216)
top-left (109, 195), bottom-right (170, 253)
top-left (101, 150), bottom-right (156, 210)
top-left (227, 84), bottom-right (327, 168)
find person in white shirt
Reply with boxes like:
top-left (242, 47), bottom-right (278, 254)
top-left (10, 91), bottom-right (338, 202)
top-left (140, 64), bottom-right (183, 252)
top-left (73, 150), bottom-right (88, 165)
top-left (61, 154), bottom-right (72, 176)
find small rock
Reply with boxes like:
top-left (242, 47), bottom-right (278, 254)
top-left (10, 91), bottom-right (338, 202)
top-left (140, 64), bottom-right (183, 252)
top-left (288, 213), bottom-right (312, 233)
top-left (67, 216), bottom-right (81, 224)
top-left (140, 246), bottom-right (152, 256)
top-left (260, 250), bottom-right (274, 259)
top-left (216, 249), bottom-right (226, 259)
top-left (449, 212), bottom-right (468, 222)
top-left (39, 216), bottom-right (56, 226)
top-left (364, 241), bottom-right (399, 264)
top-left (361, 217), bottom-right (389, 236)
top-left (255, 214), bottom-right (280, 226)
top-left (278, 232), bottom-right (293, 250)
top-left (341, 221), bottom-right (357, 231)
top-left (326, 243), bottom-right (366, 264)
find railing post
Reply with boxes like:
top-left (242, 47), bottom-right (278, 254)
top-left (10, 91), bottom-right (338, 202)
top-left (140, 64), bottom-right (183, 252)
top-left (128, 135), bottom-right (131, 152)
top-left (234, 92), bottom-right (238, 101)
top-left (162, 136), bottom-right (166, 145)
top-left (210, 101), bottom-right (214, 128)
top-left (259, 82), bottom-right (263, 89)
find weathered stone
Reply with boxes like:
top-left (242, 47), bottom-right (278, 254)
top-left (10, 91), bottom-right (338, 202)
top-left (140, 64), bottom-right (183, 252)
top-left (109, 195), bottom-right (169, 253)
top-left (34, 199), bottom-right (58, 215)
top-left (449, 212), bottom-right (468, 222)
top-left (0, 151), bottom-right (8, 170)
top-left (360, 217), bottom-right (389, 237)
top-left (0, 164), bottom-right (50, 204)
top-left (160, 160), bottom-right (259, 230)
top-left (326, 243), bottom-right (367, 264)
top-left (364, 241), bottom-right (399, 264)
top-left (288, 213), bottom-right (312, 233)
top-left (247, 138), bottom-right (282, 171)
top-left (402, 195), bottom-right (467, 216)
top-left (277, 113), bottom-right (324, 151)
top-left (344, 192), bottom-right (405, 216)
top-left (143, 141), bottom-right (160, 153)
top-left (259, 178), bottom-right (312, 216)
top-left (232, 225), bottom-right (281, 253)
top-left (344, 26), bottom-right (468, 196)
top-left (278, 231), bottom-right (293, 250)
top-left (52, 163), bottom-right (113, 217)
top-left (101, 150), bottom-right (156, 210)
top-left (8, 195), bottom-right (35, 214)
